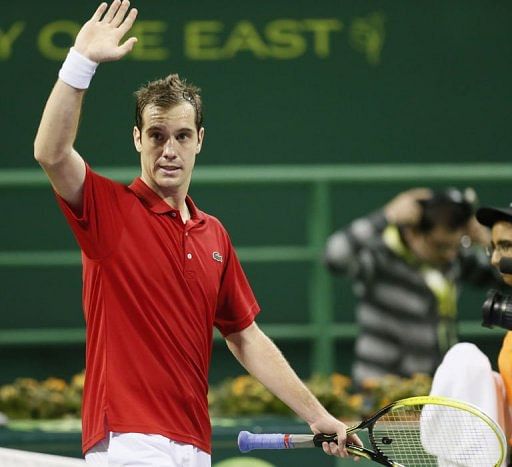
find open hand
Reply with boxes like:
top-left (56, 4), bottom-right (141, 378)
top-left (384, 187), bottom-right (432, 226)
top-left (74, 0), bottom-right (138, 63)
top-left (466, 216), bottom-right (491, 246)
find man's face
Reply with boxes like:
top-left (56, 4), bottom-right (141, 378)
top-left (490, 221), bottom-right (512, 286)
top-left (410, 225), bottom-right (466, 267)
top-left (133, 102), bottom-right (204, 200)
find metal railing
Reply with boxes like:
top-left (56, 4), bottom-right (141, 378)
top-left (1, 163), bottom-right (511, 374)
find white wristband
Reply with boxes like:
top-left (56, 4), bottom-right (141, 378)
top-left (58, 47), bottom-right (98, 90)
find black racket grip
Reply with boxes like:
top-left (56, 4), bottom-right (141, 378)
top-left (313, 433), bottom-right (338, 447)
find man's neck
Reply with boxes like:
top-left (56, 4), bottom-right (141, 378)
top-left (139, 176), bottom-right (190, 223)
top-left (163, 195), bottom-right (190, 223)
top-left (179, 200), bottom-right (191, 223)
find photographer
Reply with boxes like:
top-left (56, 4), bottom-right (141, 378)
top-left (430, 204), bottom-right (512, 455)
top-left (324, 188), bottom-right (501, 386)
top-left (477, 205), bottom-right (512, 433)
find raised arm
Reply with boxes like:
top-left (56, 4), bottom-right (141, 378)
top-left (225, 322), bottom-right (362, 458)
top-left (324, 188), bottom-right (432, 274)
top-left (33, 0), bottom-right (138, 209)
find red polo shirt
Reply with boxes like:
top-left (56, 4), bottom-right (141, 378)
top-left (56, 166), bottom-right (260, 454)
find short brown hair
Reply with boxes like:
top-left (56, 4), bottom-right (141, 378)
top-left (134, 74), bottom-right (203, 131)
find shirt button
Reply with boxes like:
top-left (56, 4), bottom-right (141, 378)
top-left (185, 232), bottom-right (189, 237)
top-left (171, 212), bottom-right (177, 218)
top-left (187, 253), bottom-right (192, 259)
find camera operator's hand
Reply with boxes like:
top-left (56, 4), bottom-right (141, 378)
top-left (384, 188), bottom-right (432, 226)
top-left (466, 217), bottom-right (491, 246)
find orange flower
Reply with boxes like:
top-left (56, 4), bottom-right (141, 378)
top-left (43, 378), bottom-right (67, 392)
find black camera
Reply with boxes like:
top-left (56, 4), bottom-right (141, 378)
top-left (482, 290), bottom-right (512, 330)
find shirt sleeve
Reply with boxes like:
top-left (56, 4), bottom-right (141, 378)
top-left (214, 232), bottom-right (260, 337)
top-left (324, 209), bottom-right (387, 276)
top-left (498, 331), bottom-right (512, 409)
top-left (54, 165), bottom-right (125, 260)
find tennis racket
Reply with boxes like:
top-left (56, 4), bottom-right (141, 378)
top-left (238, 395), bottom-right (507, 466)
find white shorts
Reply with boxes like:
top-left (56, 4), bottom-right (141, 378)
top-left (85, 432), bottom-right (211, 467)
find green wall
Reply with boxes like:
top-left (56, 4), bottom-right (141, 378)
top-left (1, 1), bottom-right (511, 384)
top-left (3, 0), bottom-right (512, 168)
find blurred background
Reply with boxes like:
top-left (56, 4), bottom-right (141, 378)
top-left (1, 0), bottom-right (512, 464)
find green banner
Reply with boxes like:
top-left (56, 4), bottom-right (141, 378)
top-left (2, 1), bottom-right (511, 168)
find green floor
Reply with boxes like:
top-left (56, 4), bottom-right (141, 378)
top-left (0, 417), bottom-right (373, 467)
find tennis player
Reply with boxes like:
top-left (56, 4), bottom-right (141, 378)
top-left (33, 1), bottom-right (361, 465)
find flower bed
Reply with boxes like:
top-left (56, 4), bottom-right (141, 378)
top-left (0, 371), bottom-right (432, 420)
top-left (208, 372), bottom-right (432, 419)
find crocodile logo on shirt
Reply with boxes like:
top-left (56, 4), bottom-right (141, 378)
top-left (212, 251), bottom-right (223, 263)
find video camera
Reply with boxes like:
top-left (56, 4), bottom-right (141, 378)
top-left (482, 257), bottom-right (512, 330)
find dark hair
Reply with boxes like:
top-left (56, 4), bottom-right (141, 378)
top-left (417, 188), bottom-right (475, 233)
top-left (134, 74), bottom-right (203, 131)
top-left (476, 205), bottom-right (512, 228)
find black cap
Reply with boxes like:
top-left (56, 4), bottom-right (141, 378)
top-left (476, 206), bottom-right (512, 228)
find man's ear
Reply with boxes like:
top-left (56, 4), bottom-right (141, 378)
top-left (196, 127), bottom-right (205, 155)
top-left (133, 126), bottom-right (142, 153)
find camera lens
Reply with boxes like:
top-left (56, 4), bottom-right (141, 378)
top-left (482, 290), bottom-right (512, 330)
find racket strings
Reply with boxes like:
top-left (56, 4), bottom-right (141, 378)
top-left (370, 403), bottom-right (502, 466)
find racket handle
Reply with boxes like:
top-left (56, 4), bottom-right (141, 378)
top-left (238, 431), bottom-right (291, 452)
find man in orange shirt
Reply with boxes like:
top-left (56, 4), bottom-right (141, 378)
top-left (477, 205), bottom-right (512, 437)
top-left (430, 204), bottom-right (512, 461)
